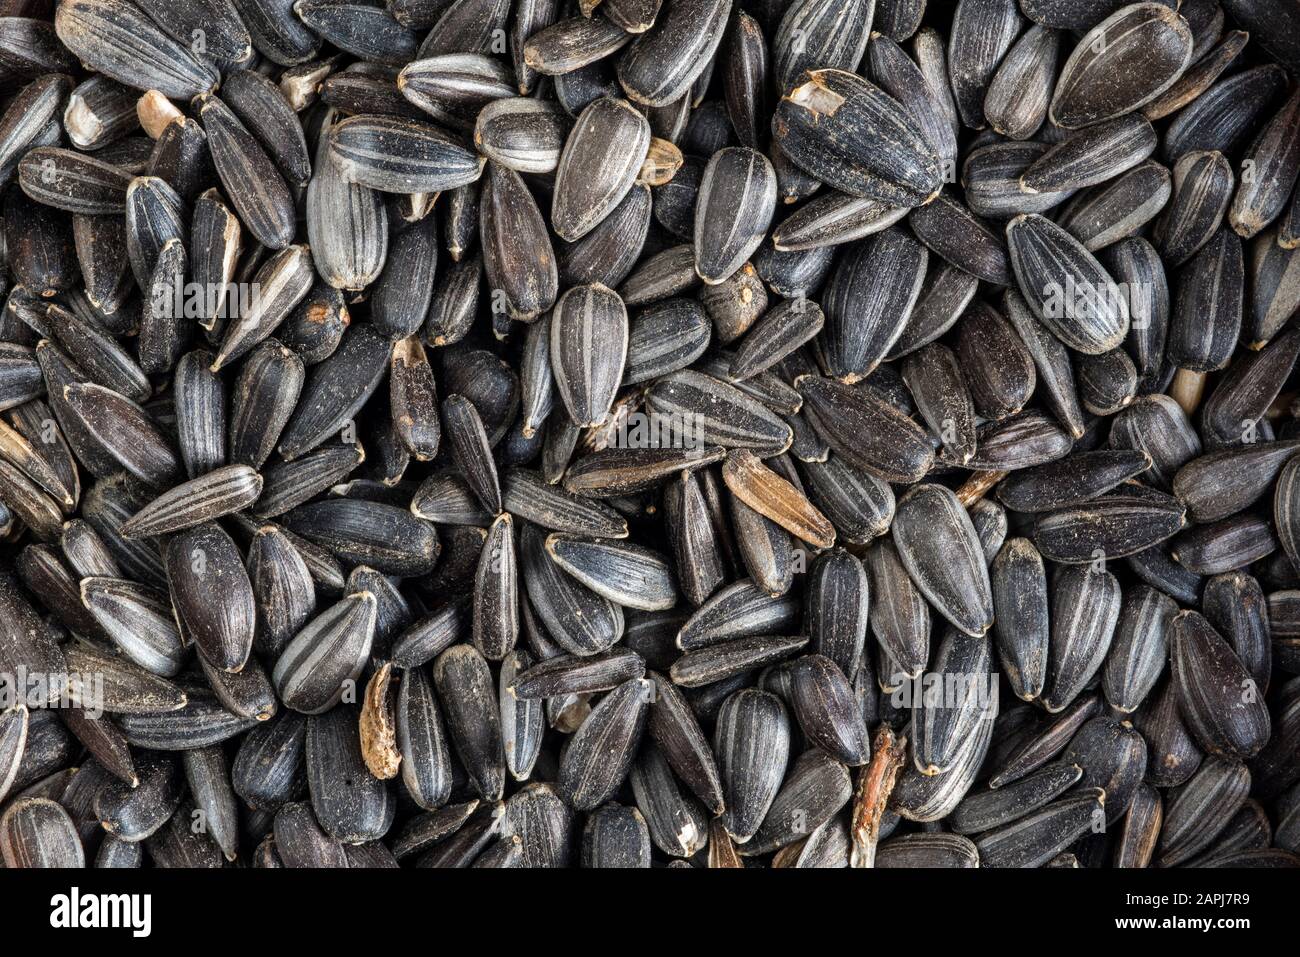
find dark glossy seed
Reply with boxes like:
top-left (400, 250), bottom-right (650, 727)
top-left (772, 192), bottom-right (909, 252)
top-left (677, 577), bottom-right (800, 651)
top-left (773, 69), bottom-right (943, 205)
top-left (661, 469), bottom-right (727, 606)
top-left (272, 592), bottom-right (376, 715)
top-left (1066, 716), bottom-right (1148, 823)
top-left (694, 147), bottom-right (777, 284)
top-left (1203, 330), bottom-right (1300, 449)
top-left (1230, 88), bottom-right (1300, 239)
top-left (876, 831), bottom-right (979, 867)
top-left (431, 643), bottom-right (504, 801)
top-left (0, 797), bottom-right (84, 868)
top-left (510, 648), bottom-right (645, 700)
top-left (646, 370), bottom-right (791, 454)
top-left (215, 247), bottom-right (317, 370)
top-left (545, 533), bottom-right (676, 611)
top-left (671, 634), bottom-right (809, 687)
top-left (629, 741), bottom-right (709, 857)
top-left (789, 655), bottom-right (870, 765)
top-left (801, 548), bottom-right (868, 678)
top-left (1101, 584), bottom-right (1177, 714)
top-left (999, 449), bottom-right (1151, 513)
top-left (1050, 4), bottom-right (1193, 129)
top-left (397, 54), bottom-right (513, 130)
top-left (194, 95), bottom-right (295, 251)
top-left (1164, 62), bottom-right (1289, 166)
top-left (521, 15), bottom-right (627, 77)
top-left (1159, 756), bottom-right (1252, 866)
top-left (1248, 228), bottom-right (1300, 348)
top-left (559, 677), bottom-right (650, 810)
top-left (617, 0), bottom-right (731, 107)
top-left (714, 688), bottom-right (789, 843)
top-left (391, 662), bottom-right (451, 809)
top-left (121, 465), bottom-right (261, 539)
top-left (283, 499), bottom-right (438, 576)
top-left (561, 183), bottom-right (652, 290)
top-left (522, 523), bottom-right (624, 656)
top-left (1172, 513), bottom-right (1276, 575)
top-left (550, 284), bottom-right (628, 429)
top-left (117, 685), bottom-right (260, 750)
top-left (951, 762), bottom-right (1083, 835)
top-left (909, 626), bottom-right (996, 776)
top-left (909, 193), bottom-right (1010, 286)
top-left (857, 542), bottom-right (926, 684)
top-left (1172, 442), bottom-right (1297, 528)
top-left (799, 375), bottom-right (932, 482)
top-left (328, 114), bottom-right (485, 193)
top-left (475, 98), bottom-right (569, 174)
top-left (1169, 228), bottom-right (1244, 372)
top-left (582, 803), bottom-right (650, 868)
top-left (986, 537), bottom-right (1048, 703)
top-left (771, 0), bottom-right (872, 92)
top-left (503, 468), bottom-right (626, 538)
top-left (1109, 394), bottom-right (1201, 488)
top-left (892, 709), bottom-right (994, 823)
top-left (963, 140), bottom-right (1076, 219)
top-left (1135, 676), bottom-right (1203, 788)
top-left (947, 0), bottom-right (1023, 131)
top-left (563, 444), bottom-right (726, 497)
top-left (1060, 161), bottom-right (1172, 255)
top-left (1170, 610), bottom-right (1272, 758)
top-left (743, 748), bottom-right (852, 856)
top-left (1043, 564), bottom-right (1121, 712)
top-left (1154, 150), bottom-right (1234, 268)
top-left (1203, 572), bottom-right (1271, 694)
top-left (1005, 213), bottom-right (1130, 355)
top-left (956, 301), bottom-right (1035, 420)
top-left (552, 97), bottom-right (649, 243)
top-left (308, 119), bottom-right (390, 290)
top-left (304, 704), bottom-right (394, 843)
top-left (892, 484), bottom-right (993, 637)
top-left (983, 24), bottom-right (1058, 141)
top-left (18, 147), bottom-right (132, 216)
top-left (164, 522), bottom-right (255, 672)
top-left (975, 788), bottom-right (1105, 868)
top-left (481, 163), bottom-right (558, 322)
top-left (1034, 492), bottom-right (1187, 565)
top-left (0, 399), bottom-right (78, 508)
top-left (277, 327), bottom-right (392, 460)
top-left (54, 0), bottom-right (217, 98)
top-left (1022, 114), bottom-right (1158, 197)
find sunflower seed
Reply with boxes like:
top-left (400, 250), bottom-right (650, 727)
top-left (774, 69), bottom-right (942, 206)
top-left (1050, 3), bottom-right (1193, 129)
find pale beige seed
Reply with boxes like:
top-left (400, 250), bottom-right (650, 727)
top-left (638, 138), bottom-right (684, 186)
top-left (956, 469), bottom-right (1009, 507)
top-left (1170, 368), bottom-right (1207, 417)
top-left (137, 90), bottom-right (181, 140)
top-left (722, 449), bottom-right (835, 548)
top-left (849, 724), bottom-right (908, 868)
top-left (708, 818), bottom-right (743, 868)
top-left (360, 662), bottom-right (400, 780)
top-left (280, 60), bottom-right (336, 112)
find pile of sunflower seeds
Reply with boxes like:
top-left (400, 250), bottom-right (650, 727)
top-left (0, 0), bottom-right (1298, 870)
